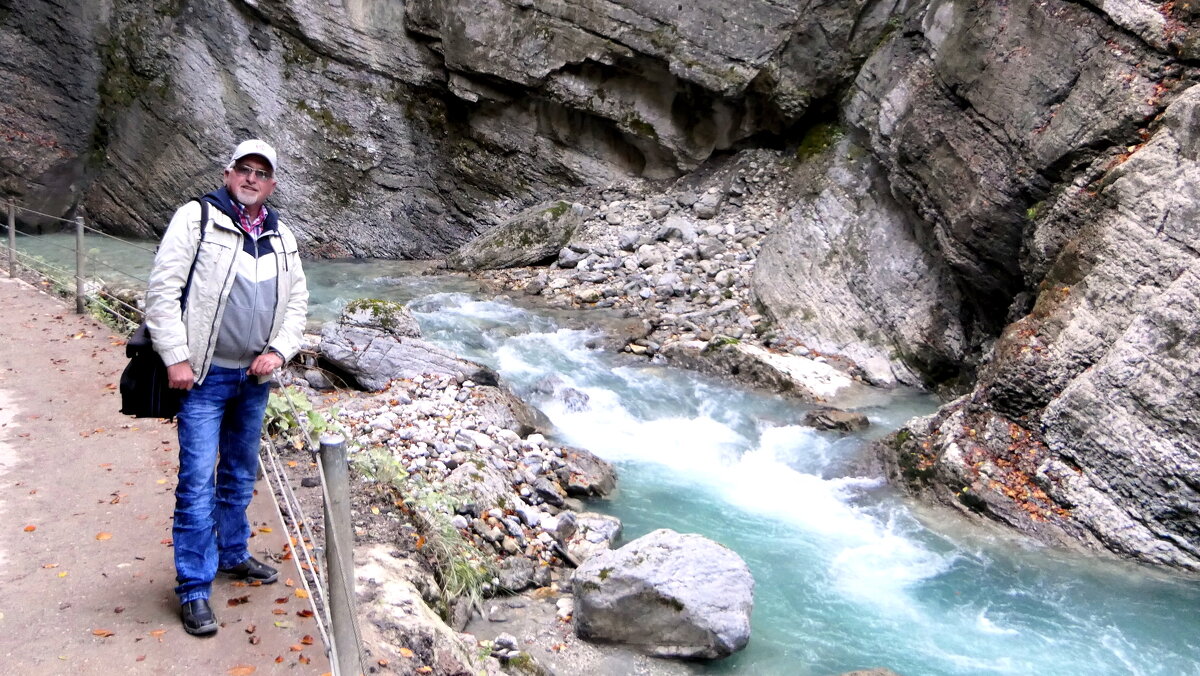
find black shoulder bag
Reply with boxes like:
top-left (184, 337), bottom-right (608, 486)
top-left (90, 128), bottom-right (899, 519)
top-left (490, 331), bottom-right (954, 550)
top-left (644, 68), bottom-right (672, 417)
top-left (119, 199), bottom-right (209, 419)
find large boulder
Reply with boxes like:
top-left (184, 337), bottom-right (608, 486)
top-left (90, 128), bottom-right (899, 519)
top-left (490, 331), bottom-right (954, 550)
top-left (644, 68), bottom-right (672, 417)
top-left (320, 300), bottom-right (497, 391)
top-left (572, 529), bottom-right (754, 659)
top-left (446, 201), bottom-right (584, 271)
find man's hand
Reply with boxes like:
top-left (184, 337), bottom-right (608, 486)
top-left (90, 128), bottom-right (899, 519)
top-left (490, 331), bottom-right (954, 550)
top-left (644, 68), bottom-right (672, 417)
top-left (249, 351), bottom-right (284, 377)
top-left (167, 361), bottom-right (194, 390)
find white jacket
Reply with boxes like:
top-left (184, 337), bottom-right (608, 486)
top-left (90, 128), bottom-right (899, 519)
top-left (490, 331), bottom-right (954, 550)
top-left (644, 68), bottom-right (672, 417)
top-left (144, 198), bottom-right (308, 385)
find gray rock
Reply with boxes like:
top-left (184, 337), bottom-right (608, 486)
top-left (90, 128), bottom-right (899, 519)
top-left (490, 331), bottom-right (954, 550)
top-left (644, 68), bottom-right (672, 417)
top-left (561, 447), bottom-right (617, 497)
top-left (447, 201), bottom-right (584, 270)
top-left (556, 247), bottom-right (588, 268)
top-left (320, 307), bottom-right (497, 391)
top-left (573, 529), bottom-right (754, 659)
top-left (804, 408), bottom-right (870, 433)
top-left (692, 190), bottom-right (723, 219)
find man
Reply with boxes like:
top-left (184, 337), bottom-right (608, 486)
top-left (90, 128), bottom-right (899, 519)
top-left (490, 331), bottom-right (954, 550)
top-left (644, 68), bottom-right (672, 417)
top-left (144, 139), bottom-right (308, 636)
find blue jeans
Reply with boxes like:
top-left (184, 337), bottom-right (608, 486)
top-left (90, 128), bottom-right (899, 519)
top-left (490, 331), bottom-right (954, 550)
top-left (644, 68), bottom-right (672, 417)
top-left (173, 365), bottom-right (270, 604)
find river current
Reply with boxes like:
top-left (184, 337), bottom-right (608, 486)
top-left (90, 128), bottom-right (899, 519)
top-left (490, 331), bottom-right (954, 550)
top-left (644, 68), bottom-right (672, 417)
top-left (15, 234), bottom-right (1200, 675)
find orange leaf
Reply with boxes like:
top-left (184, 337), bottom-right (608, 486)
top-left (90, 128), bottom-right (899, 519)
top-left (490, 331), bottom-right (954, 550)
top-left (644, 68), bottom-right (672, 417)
top-left (272, 608), bottom-right (287, 615)
top-left (42, 563), bottom-right (59, 569)
top-left (96, 532), bottom-right (113, 541)
top-left (229, 666), bottom-right (256, 675)
top-left (227, 595), bottom-right (250, 607)
top-left (149, 629), bottom-right (166, 638)
top-left (301, 635), bottom-right (314, 645)
top-left (274, 597), bottom-right (289, 604)
top-left (92, 629), bottom-right (115, 637)
top-left (285, 578), bottom-right (295, 587)
top-left (23, 525), bottom-right (36, 533)
top-left (290, 644), bottom-right (304, 652)
top-left (417, 667), bottom-right (433, 674)
top-left (297, 609), bottom-right (314, 618)
top-left (299, 655), bottom-right (311, 665)
top-left (258, 527), bottom-right (273, 533)
top-left (274, 656), bottom-right (284, 664)
top-left (295, 589), bottom-right (309, 599)
top-left (399, 647), bottom-right (414, 658)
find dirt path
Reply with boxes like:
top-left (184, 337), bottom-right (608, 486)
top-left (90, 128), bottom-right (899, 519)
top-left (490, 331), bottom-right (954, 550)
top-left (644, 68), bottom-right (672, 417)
top-left (0, 276), bottom-right (330, 674)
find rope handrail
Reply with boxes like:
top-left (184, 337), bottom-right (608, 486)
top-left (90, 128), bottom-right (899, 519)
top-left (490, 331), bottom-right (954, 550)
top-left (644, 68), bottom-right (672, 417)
top-left (87, 256), bottom-right (150, 283)
top-left (12, 249), bottom-right (75, 279)
top-left (260, 442), bottom-right (336, 664)
top-left (11, 229), bottom-right (80, 254)
top-left (9, 203), bottom-right (78, 224)
top-left (80, 222), bottom-right (158, 254)
top-left (278, 388), bottom-right (368, 676)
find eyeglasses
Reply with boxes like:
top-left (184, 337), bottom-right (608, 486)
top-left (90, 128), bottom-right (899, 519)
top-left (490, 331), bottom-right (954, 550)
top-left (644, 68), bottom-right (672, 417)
top-left (232, 164), bottom-right (274, 181)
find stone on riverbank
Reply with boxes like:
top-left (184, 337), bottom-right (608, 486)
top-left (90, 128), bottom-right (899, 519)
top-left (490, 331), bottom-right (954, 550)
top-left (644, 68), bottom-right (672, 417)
top-left (320, 303), bottom-right (497, 391)
top-left (447, 201), bottom-right (585, 271)
top-left (572, 529), bottom-right (754, 659)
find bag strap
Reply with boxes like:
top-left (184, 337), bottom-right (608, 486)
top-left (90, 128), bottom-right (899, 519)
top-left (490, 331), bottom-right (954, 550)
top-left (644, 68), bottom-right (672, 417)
top-left (179, 197), bottom-right (208, 313)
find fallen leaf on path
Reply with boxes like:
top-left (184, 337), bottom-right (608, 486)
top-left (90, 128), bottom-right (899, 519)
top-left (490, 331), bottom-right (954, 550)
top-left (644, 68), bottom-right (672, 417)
top-left (399, 648), bottom-right (414, 658)
top-left (249, 635), bottom-right (261, 645)
top-left (274, 597), bottom-right (289, 604)
top-left (58, 571), bottom-right (68, 577)
top-left (92, 629), bottom-right (115, 638)
top-left (42, 563), bottom-right (59, 569)
top-left (298, 655), bottom-right (311, 665)
top-left (258, 527), bottom-right (272, 533)
top-left (301, 635), bottom-right (314, 645)
top-left (96, 532), bottom-right (112, 541)
top-left (23, 525), bottom-right (36, 532)
top-left (417, 667), bottom-right (433, 674)
top-left (273, 621), bottom-right (291, 629)
top-left (294, 589), bottom-right (309, 599)
top-left (150, 629), bottom-right (166, 639)
top-left (272, 609), bottom-right (287, 615)
top-left (113, 606), bottom-right (124, 613)
top-left (228, 666), bottom-right (256, 675)
top-left (285, 578), bottom-right (294, 587)
top-left (227, 595), bottom-right (250, 607)
top-left (378, 659), bottom-right (390, 667)
top-left (289, 645), bottom-right (303, 652)
top-left (136, 655), bottom-right (146, 662)
top-left (296, 609), bottom-right (314, 618)
top-left (245, 624), bottom-right (256, 634)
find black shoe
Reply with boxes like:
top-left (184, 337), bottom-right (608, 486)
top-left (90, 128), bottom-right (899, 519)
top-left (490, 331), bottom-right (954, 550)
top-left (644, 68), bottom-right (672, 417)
top-left (219, 556), bottom-right (279, 583)
top-left (180, 599), bottom-right (218, 636)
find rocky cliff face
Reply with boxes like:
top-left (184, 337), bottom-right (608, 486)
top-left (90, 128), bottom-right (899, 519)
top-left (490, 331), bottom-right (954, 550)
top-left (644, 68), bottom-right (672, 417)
top-left (2, 0), bottom-right (1199, 568)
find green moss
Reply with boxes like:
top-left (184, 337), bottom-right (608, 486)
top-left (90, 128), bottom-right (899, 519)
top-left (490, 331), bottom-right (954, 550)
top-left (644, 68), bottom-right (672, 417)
top-left (542, 201), bottom-right (571, 219)
top-left (657, 595), bottom-right (685, 612)
top-left (706, 335), bottom-right (741, 351)
top-left (90, 14), bottom-right (169, 165)
top-left (598, 567), bottom-right (612, 581)
top-left (623, 114), bottom-right (658, 140)
top-left (796, 123), bottom-right (845, 162)
top-left (296, 100), bottom-right (354, 137)
top-left (345, 298), bottom-right (406, 331)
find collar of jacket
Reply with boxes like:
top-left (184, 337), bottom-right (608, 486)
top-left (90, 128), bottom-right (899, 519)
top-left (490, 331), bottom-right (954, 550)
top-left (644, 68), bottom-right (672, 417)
top-left (202, 186), bottom-right (280, 235)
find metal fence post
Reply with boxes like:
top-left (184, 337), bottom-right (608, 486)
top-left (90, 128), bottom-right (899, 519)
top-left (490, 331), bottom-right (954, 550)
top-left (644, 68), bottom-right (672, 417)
top-left (6, 201), bottom-right (14, 278)
top-left (320, 433), bottom-right (358, 676)
top-left (74, 216), bottom-right (86, 313)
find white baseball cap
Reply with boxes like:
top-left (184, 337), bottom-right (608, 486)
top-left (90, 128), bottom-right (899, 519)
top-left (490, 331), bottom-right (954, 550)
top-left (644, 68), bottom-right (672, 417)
top-left (229, 139), bottom-right (277, 171)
